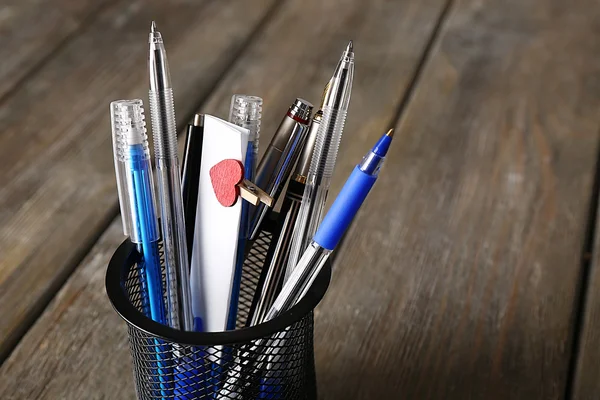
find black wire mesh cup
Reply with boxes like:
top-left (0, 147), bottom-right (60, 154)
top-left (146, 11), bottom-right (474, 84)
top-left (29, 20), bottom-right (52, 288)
top-left (106, 218), bottom-right (331, 400)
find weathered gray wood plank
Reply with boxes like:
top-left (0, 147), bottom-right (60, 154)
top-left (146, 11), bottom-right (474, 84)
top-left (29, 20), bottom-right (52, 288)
top-left (0, 0), bottom-right (112, 100)
top-left (0, 221), bottom-right (133, 400)
top-left (315, 0), bottom-right (600, 398)
top-left (0, 0), bottom-right (449, 397)
top-left (0, 0), bottom-right (279, 361)
top-left (572, 175), bottom-right (600, 397)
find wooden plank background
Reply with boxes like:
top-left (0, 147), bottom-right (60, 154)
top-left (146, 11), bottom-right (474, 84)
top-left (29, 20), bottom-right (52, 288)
top-left (314, 0), bottom-right (600, 398)
top-left (0, 0), bottom-right (279, 361)
top-left (0, 0), bottom-right (114, 100)
top-left (2, 0), bottom-right (600, 398)
top-left (573, 188), bottom-right (600, 400)
top-left (0, 0), bottom-right (450, 397)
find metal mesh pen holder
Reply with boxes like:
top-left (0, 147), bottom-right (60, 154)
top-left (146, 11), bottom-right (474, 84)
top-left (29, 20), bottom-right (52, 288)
top-left (106, 219), bottom-right (331, 400)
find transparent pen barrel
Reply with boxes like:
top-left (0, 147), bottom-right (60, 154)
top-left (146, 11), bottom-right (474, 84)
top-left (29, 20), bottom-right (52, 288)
top-left (286, 108), bottom-right (346, 276)
top-left (271, 242), bottom-right (330, 320)
top-left (309, 107), bottom-right (346, 179)
top-left (155, 159), bottom-right (192, 330)
top-left (149, 89), bottom-right (178, 159)
top-left (149, 88), bottom-right (193, 331)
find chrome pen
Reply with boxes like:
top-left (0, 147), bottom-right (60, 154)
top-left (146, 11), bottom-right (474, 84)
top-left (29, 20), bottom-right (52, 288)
top-left (248, 98), bottom-right (313, 240)
top-left (148, 22), bottom-right (193, 331)
top-left (246, 110), bottom-right (322, 327)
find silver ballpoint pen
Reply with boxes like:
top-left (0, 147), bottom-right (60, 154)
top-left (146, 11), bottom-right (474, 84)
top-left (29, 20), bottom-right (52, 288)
top-left (248, 99), bottom-right (313, 240)
top-left (286, 41), bottom-right (354, 275)
top-left (148, 21), bottom-right (193, 331)
top-left (246, 110), bottom-right (322, 327)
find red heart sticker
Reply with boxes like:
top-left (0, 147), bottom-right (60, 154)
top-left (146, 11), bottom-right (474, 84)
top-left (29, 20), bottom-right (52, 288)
top-left (210, 159), bottom-right (244, 207)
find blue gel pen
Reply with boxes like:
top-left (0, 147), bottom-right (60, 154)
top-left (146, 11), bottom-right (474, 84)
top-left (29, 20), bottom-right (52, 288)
top-left (265, 128), bottom-right (394, 321)
top-left (111, 99), bottom-right (170, 398)
top-left (111, 99), bottom-right (166, 324)
top-left (228, 95), bottom-right (263, 330)
top-left (217, 129), bottom-right (394, 399)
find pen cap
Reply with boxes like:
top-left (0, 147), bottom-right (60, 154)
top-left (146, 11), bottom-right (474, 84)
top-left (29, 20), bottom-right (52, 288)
top-left (294, 111), bottom-right (322, 181)
top-left (287, 98), bottom-right (313, 125)
top-left (229, 95), bottom-right (262, 143)
top-left (110, 99), bottom-right (157, 242)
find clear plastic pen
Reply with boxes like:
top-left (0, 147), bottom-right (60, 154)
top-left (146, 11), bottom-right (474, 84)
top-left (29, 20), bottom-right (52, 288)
top-left (111, 100), bottom-right (171, 398)
top-left (229, 95), bottom-right (262, 181)
top-left (148, 22), bottom-right (193, 331)
top-left (286, 41), bottom-right (355, 275)
top-left (228, 95), bottom-right (263, 329)
top-left (111, 99), bottom-right (166, 324)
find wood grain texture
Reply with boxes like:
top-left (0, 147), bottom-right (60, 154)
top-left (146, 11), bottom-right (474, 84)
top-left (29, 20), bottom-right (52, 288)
top-left (0, 0), bottom-right (278, 361)
top-left (201, 0), bottom-right (450, 203)
top-left (573, 182), bottom-right (600, 397)
top-left (0, 0), bottom-right (113, 100)
top-left (0, 0), bottom-right (449, 397)
top-left (0, 220), bottom-right (135, 400)
top-left (315, 0), bottom-right (600, 398)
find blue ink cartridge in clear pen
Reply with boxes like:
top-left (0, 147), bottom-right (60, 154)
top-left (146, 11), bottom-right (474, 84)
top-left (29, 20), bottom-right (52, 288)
top-left (111, 99), bottom-right (171, 398)
top-left (111, 99), bottom-right (166, 324)
top-left (230, 95), bottom-right (263, 181)
top-left (228, 95), bottom-right (263, 329)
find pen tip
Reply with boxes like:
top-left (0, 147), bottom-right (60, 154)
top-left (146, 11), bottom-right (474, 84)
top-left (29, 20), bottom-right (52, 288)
top-left (372, 128), bottom-right (394, 157)
top-left (151, 21), bottom-right (156, 32)
top-left (346, 40), bottom-right (353, 53)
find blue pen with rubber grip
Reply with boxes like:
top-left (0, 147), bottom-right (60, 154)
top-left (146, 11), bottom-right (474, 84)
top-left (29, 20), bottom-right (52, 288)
top-left (265, 128), bottom-right (394, 321)
top-left (216, 129), bottom-right (394, 400)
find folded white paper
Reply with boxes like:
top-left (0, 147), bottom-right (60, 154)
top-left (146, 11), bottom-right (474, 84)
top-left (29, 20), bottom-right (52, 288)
top-left (190, 115), bottom-right (248, 332)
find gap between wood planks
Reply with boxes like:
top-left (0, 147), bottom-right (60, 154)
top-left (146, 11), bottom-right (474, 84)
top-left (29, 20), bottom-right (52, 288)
top-left (330, 0), bottom-right (455, 265)
top-left (0, 0), bottom-right (287, 365)
top-left (565, 134), bottom-right (600, 400)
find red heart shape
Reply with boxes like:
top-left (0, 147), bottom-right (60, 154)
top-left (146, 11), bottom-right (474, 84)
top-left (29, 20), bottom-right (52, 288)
top-left (210, 159), bottom-right (244, 207)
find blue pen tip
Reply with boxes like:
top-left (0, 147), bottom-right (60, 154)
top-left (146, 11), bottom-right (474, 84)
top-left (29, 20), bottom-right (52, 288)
top-left (372, 129), bottom-right (394, 157)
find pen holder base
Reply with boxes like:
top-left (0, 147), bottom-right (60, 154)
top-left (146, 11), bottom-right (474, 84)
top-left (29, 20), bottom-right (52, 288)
top-left (106, 216), bottom-right (331, 399)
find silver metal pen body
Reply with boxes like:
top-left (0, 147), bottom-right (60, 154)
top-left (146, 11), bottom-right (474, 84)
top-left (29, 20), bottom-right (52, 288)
top-left (148, 22), bottom-right (193, 331)
top-left (248, 99), bottom-right (313, 240)
top-left (247, 112), bottom-right (322, 326)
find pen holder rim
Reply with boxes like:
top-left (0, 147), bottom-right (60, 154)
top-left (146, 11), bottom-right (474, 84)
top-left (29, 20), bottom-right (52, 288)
top-left (106, 238), bottom-right (331, 346)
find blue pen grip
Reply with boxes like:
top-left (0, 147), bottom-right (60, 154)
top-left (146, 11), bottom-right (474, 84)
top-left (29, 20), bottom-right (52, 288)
top-left (313, 166), bottom-right (377, 250)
